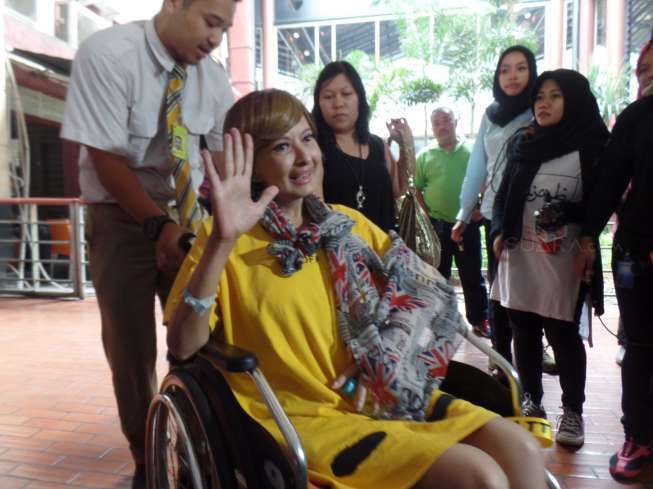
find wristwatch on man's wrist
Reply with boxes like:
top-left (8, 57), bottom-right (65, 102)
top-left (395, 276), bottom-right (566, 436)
top-left (143, 214), bottom-right (175, 241)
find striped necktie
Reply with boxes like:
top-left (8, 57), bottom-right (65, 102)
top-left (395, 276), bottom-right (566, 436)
top-left (166, 64), bottom-right (202, 232)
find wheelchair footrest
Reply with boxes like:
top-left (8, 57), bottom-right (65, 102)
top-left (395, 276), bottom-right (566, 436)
top-left (507, 416), bottom-right (554, 448)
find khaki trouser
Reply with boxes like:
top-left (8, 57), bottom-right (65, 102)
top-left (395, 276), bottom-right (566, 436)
top-left (86, 204), bottom-right (178, 465)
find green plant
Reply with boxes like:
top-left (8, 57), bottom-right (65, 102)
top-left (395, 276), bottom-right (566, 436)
top-left (298, 50), bottom-right (413, 118)
top-left (587, 62), bottom-right (631, 126)
top-left (378, 1), bottom-right (538, 130)
top-left (401, 77), bottom-right (444, 139)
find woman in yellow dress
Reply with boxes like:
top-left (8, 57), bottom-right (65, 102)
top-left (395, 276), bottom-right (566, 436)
top-left (164, 89), bottom-right (548, 489)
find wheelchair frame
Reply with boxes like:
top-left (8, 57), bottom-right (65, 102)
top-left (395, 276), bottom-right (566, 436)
top-left (146, 321), bottom-right (562, 489)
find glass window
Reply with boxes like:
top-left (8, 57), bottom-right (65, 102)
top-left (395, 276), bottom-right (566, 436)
top-left (318, 26), bottom-right (332, 65)
top-left (565, 1), bottom-right (574, 48)
top-left (55, 1), bottom-right (70, 43)
top-left (626, 0), bottom-right (653, 56)
top-left (278, 27), bottom-right (316, 76)
top-left (255, 27), bottom-right (262, 68)
top-left (515, 7), bottom-right (545, 58)
top-left (380, 20), bottom-right (401, 60)
top-left (595, 0), bottom-right (607, 47)
top-left (7, 0), bottom-right (37, 20)
top-left (336, 22), bottom-right (374, 59)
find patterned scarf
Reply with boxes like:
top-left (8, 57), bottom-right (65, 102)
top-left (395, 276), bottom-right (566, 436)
top-left (260, 195), bottom-right (463, 420)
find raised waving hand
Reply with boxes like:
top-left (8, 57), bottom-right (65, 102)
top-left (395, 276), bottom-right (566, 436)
top-left (202, 128), bottom-right (279, 242)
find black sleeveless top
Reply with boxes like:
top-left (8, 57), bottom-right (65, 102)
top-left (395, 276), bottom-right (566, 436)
top-left (322, 134), bottom-right (396, 232)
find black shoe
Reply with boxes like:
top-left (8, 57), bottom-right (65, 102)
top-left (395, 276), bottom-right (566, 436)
top-left (132, 464), bottom-right (146, 489)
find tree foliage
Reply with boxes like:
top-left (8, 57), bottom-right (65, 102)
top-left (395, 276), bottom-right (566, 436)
top-left (374, 0), bottom-right (539, 128)
top-left (298, 1), bottom-right (540, 132)
top-left (587, 62), bottom-right (631, 126)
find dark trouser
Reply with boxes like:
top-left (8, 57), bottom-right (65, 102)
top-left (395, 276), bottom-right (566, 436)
top-left (507, 308), bottom-right (586, 413)
top-left (86, 205), bottom-right (178, 465)
top-left (431, 218), bottom-right (488, 326)
top-left (483, 219), bottom-right (512, 364)
top-left (613, 245), bottom-right (653, 444)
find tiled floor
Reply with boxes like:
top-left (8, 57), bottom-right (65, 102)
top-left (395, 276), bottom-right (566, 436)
top-left (0, 295), bottom-right (651, 488)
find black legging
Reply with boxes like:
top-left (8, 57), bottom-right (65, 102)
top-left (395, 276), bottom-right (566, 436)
top-left (507, 308), bottom-right (586, 413)
top-left (483, 219), bottom-right (512, 364)
top-left (613, 243), bottom-right (653, 444)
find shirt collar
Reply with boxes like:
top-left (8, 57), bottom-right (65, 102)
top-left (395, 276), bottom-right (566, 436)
top-left (430, 139), bottom-right (463, 154)
top-left (145, 18), bottom-right (176, 73)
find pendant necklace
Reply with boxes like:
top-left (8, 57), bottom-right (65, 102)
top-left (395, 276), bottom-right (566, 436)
top-left (354, 143), bottom-right (366, 210)
top-left (336, 139), bottom-right (366, 210)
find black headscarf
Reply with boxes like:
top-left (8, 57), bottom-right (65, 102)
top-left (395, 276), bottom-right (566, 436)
top-left (509, 69), bottom-right (609, 166)
top-left (491, 69), bottom-right (609, 317)
top-left (494, 67), bottom-right (610, 243)
top-left (485, 45), bottom-right (538, 127)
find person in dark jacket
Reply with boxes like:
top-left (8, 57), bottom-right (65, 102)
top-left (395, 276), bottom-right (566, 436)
top-left (491, 69), bottom-right (608, 449)
top-left (577, 37), bottom-right (653, 481)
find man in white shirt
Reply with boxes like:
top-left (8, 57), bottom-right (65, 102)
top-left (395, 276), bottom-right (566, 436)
top-left (61, 1), bottom-right (239, 486)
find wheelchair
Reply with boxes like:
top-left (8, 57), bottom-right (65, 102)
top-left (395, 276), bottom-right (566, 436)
top-left (145, 323), bottom-right (563, 489)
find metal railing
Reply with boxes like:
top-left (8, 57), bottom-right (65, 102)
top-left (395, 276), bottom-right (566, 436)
top-left (0, 198), bottom-right (91, 299)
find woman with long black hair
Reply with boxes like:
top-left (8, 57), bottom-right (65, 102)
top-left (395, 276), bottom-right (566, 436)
top-left (491, 69), bottom-right (608, 449)
top-left (312, 61), bottom-right (412, 232)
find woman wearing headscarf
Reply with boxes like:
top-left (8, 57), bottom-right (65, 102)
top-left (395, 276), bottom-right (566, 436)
top-left (452, 45), bottom-right (538, 364)
top-left (491, 69), bottom-right (608, 449)
top-left (577, 38), bottom-right (653, 480)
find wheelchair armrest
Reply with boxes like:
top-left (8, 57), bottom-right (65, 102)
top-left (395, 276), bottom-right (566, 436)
top-left (198, 339), bottom-right (308, 487)
top-left (198, 340), bottom-right (258, 373)
top-left (458, 318), bottom-right (524, 415)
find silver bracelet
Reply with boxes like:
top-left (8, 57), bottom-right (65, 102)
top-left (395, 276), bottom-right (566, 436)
top-left (182, 287), bottom-right (215, 315)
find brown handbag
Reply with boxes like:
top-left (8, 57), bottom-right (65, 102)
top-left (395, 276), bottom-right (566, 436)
top-left (396, 177), bottom-right (441, 269)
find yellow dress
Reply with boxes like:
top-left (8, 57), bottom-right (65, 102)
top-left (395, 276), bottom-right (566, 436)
top-left (165, 205), bottom-right (496, 489)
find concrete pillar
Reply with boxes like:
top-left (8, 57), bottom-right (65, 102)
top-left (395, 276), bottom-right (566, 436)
top-left (545, 0), bottom-right (565, 69)
top-left (578, 0), bottom-right (594, 75)
top-left (0, 0), bottom-right (10, 200)
top-left (606, 0), bottom-right (625, 74)
top-left (228, 0), bottom-right (256, 96)
top-left (262, 0), bottom-right (276, 88)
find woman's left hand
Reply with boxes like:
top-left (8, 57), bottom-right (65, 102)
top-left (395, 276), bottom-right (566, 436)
top-left (331, 363), bottom-right (371, 413)
top-left (386, 118), bottom-right (414, 147)
top-left (493, 234), bottom-right (505, 260)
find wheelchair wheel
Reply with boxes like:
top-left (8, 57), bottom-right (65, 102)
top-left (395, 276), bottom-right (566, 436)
top-left (146, 369), bottom-right (238, 489)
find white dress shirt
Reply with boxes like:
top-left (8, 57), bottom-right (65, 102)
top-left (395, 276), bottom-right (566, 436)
top-left (61, 18), bottom-right (234, 203)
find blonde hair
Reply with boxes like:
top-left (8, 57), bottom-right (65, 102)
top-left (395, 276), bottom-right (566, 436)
top-left (223, 89), bottom-right (316, 156)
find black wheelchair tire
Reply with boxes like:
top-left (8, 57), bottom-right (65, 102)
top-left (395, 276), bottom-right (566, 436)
top-left (146, 368), bottom-right (238, 489)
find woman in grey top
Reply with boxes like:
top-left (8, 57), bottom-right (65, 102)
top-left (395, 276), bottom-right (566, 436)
top-left (451, 46), bottom-right (537, 368)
